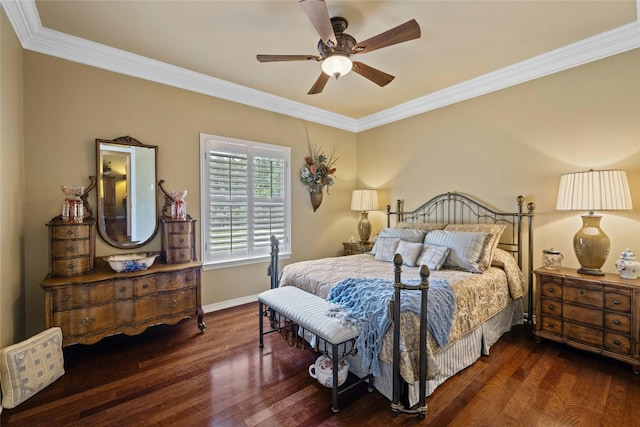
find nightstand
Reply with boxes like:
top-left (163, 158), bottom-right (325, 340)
top-left (534, 267), bottom-right (640, 373)
top-left (342, 241), bottom-right (374, 256)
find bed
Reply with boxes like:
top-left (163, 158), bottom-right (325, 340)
top-left (264, 192), bottom-right (535, 412)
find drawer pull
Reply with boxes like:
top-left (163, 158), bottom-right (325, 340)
top-left (613, 320), bottom-right (621, 326)
top-left (62, 294), bottom-right (71, 302)
top-left (548, 305), bottom-right (555, 311)
top-left (547, 322), bottom-right (554, 328)
top-left (579, 290), bottom-right (584, 295)
top-left (179, 238), bottom-right (185, 244)
top-left (65, 229), bottom-right (74, 236)
top-left (143, 283), bottom-right (150, 289)
top-left (613, 300), bottom-right (621, 305)
top-left (66, 246), bottom-right (76, 253)
top-left (548, 288), bottom-right (555, 293)
top-left (119, 286), bottom-right (127, 293)
top-left (170, 300), bottom-right (179, 308)
top-left (80, 317), bottom-right (95, 326)
top-left (614, 339), bottom-right (621, 346)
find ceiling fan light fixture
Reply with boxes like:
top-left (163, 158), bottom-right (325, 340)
top-left (322, 54), bottom-right (352, 78)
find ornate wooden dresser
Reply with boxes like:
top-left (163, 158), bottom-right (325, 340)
top-left (534, 267), bottom-right (640, 373)
top-left (40, 259), bottom-right (204, 347)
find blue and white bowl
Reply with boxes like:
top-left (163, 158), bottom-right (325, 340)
top-left (104, 253), bottom-right (159, 273)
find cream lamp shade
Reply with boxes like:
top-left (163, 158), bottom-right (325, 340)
top-left (351, 189), bottom-right (379, 243)
top-left (556, 169), bottom-right (632, 276)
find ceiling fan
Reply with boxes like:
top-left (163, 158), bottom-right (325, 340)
top-left (256, 0), bottom-right (421, 95)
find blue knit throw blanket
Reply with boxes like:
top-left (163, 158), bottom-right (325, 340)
top-left (326, 277), bottom-right (454, 377)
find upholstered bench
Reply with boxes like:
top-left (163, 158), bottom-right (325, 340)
top-left (258, 286), bottom-right (371, 412)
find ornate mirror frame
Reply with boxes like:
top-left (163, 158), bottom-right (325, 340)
top-left (95, 136), bottom-right (159, 248)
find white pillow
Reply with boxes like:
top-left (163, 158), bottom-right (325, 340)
top-left (444, 224), bottom-right (506, 268)
top-left (374, 237), bottom-right (400, 262)
top-left (416, 244), bottom-right (450, 271)
top-left (371, 228), bottom-right (425, 255)
top-left (395, 240), bottom-right (424, 267)
top-left (424, 230), bottom-right (493, 273)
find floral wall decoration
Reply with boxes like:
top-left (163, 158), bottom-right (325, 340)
top-left (300, 139), bottom-right (338, 212)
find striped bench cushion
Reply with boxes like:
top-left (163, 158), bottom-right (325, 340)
top-left (258, 286), bottom-right (359, 345)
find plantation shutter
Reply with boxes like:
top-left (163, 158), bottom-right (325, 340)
top-left (203, 137), bottom-right (289, 266)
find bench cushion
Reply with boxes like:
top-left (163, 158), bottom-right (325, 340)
top-left (258, 286), bottom-right (359, 345)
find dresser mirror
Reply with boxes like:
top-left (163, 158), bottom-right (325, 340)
top-left (96, 136), bottom-right (158, 248)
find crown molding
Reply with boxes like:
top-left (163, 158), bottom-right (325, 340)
top-left (2, 0), bottom-right (638, 133)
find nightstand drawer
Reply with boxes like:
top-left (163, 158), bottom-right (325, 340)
top-left (563, 321), bottom-right (602, 347)
top-left (540, 298), bottom-right (561, 316)
top-left (604, 332), bottom-right (631, 355)
top-left (541, 281), bottom-right (562, 298)
top-left (604, 312), bottom-right (631, 334)
top-left (604, 292), bottom-right (631, 313)
top-left (564, 285), bottom-right (603, 309)
top-left (563, 303), bottom-right (602, 327)
top-left (539, 315), bottom-right (562, 335)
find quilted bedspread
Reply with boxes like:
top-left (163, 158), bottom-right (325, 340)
top-left (279, 251), bottom-right (525, 382)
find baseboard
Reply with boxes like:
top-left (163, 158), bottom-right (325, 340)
top-left (202, 294), bottom-right (259, 314)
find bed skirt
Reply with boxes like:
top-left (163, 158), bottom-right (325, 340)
top-left (346, 298), bottom-right (524, 406)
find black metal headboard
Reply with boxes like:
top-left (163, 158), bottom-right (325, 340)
top-left (386, 192), bottom-right (536, 324)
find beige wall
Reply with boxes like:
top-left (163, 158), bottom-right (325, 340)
top-left (0, 9), bottom-right (25, 348)
top-left (22, 52), bottom-right (358, 336)
top-left (358, 49), bottom-right (640, 278)
top-left (10, 36), bottom-right (640, 339)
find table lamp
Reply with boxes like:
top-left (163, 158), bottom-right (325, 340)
top-left (351, 189), bottom-right (379, 243)
top-left (556, 169), bottom-right (633, 275)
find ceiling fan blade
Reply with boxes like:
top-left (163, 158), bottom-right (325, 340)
top-left (257, 54), bottom-right (320, 62)
top-left (299, 0), bottom-right (337, 47)
top-left (353, 19), bottom-right (421, 54)
top-left (352, 62), bottom-right (395, 87)
top-left (308, 72), bottom-right (330, 95)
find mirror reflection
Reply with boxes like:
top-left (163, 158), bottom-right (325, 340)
top-left (96, 136), bottom-right (158, 248)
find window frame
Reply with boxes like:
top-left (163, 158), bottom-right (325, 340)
top-left (199, 133), bottom-right (291, 269)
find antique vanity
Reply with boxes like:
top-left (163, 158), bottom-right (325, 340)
top-left (41, 136), bottom-right (205, 347)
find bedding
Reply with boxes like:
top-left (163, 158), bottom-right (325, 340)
top-left (279, 250), bottom-right (525, 387)
top-left (265, 192), bottom-right (535, 409)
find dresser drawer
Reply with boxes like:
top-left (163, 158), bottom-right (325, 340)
top-left (51, 280), bottom-right (134, 311)
top-left (53, 300), bottom-right (135, 336)
top-left (563, 285), bottom-right (603, 309)
top-left (134, 270), bottom-right (198, 296)
top-left (539, 315), bottom-right (562, 335)
top-left (164, 248), bottom-right (196, 264)
top-left (163, 221), bottom-right (193, 234)
top-left (604, 331), bottom-right (631, 355)
top-left (51, 239), bottom-right (91, 258)
top-left (604, 292), bottom-right (631, 313)
top-left (604, 312), bottom-right (632, 334)
top-left (50, 257), bottom-right (94, 278)
top-left (50, 224), bottom-right (91, 240)
top-left (168, 233), bottom-right (194, 248)
top-left (563, 303), bottom-right (602, 328)
top-left (563, 321), bottom-right (602, 347)
top-left (134, 289), bottom-right (197, 321)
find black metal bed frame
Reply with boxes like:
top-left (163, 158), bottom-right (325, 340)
top-left (263, 192), bottom-right (535, 417)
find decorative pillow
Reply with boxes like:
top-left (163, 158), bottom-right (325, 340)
top-left (396, 222), bottom-right (447, 232)
top-left (491, 248), bottom-right (526, 299)
top-left (445, 224), bottom-right (506, 268)
top-left (371, 227), bottom-right (425, 255)
top-left (424, 230), bottom-right (493, 273)
top-left (374, 237), bottom-right (401, 262)
top-left (395, 240), bottom-right (424, 267)
top-left (0, 327), bottom-right (64, 409)
top-left (416, 244), bottom-right (451, 271)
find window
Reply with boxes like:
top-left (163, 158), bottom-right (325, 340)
top-left (200, 134), bottom-right (291, 268)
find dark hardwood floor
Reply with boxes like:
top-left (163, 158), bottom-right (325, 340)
top-left (2, 303), bottom-right (639, 426)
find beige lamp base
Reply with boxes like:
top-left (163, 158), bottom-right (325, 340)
top-left (573, 214), bottom-right (609, 276)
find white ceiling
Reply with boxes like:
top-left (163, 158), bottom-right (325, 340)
top-left (3, 0), bottom-right (639, 131)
